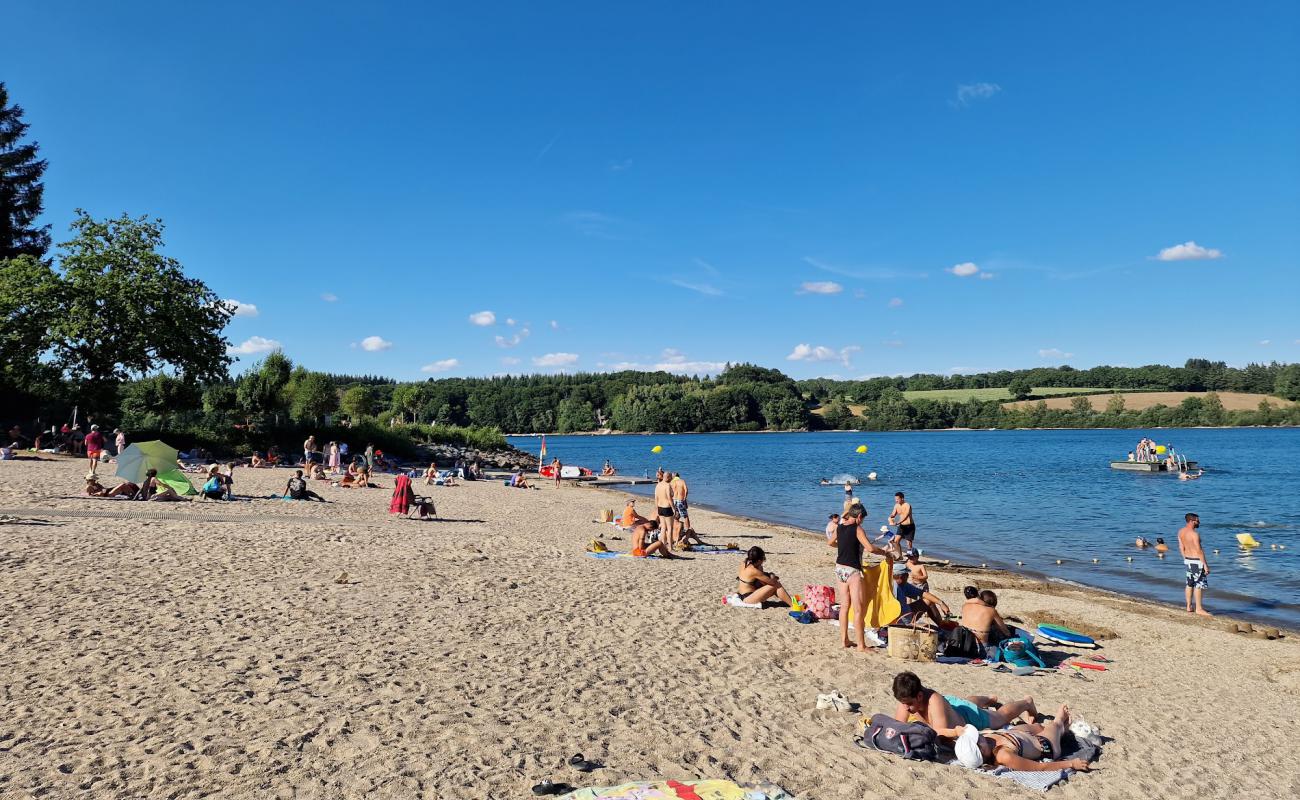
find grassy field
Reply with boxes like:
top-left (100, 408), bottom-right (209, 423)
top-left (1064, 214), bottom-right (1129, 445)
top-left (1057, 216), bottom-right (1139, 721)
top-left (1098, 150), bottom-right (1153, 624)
top-left (901, 386), bottom-right (1109, 402)
top-left (1003, 391), bottom-right (1295, 412)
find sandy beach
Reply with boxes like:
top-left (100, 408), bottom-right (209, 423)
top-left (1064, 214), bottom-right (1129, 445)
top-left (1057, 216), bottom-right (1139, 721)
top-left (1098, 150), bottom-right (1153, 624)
top-left (2, 456), bottom-right (1298, 799)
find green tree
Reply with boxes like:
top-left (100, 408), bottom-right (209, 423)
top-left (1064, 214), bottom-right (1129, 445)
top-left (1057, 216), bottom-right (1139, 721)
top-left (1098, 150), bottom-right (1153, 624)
top-left (1104, 394), bottom-right (1126, 415)
top-left (556, 397), bottom-right (597, 432)
top-left (390, 383), bottom-right (426, 422)
top-left (0, 254), bottom-right (60, 388)
top-left (236, 352), bottom-right (292, 420)
top-left (820, 400), bottom-right (854, 430)
top-left (1275, 364), bottom-right (1300, 401)
top-left (340, 385), bottom-right (379, 419)
top-left (1069, 395), bottom-right (1094, 416)
top-left (0, 83), bottom-right (50, 260)
top-left (51, 211), bottom-right (233, 406)
top-left (1200, 391), bottom-right (1227, 426)
top-left (289, 372), bottom-right (338, 423)
top-left (120, 374), bottom-right (202, 427)
top-left (1007, 377), bottom-right (1033, 400)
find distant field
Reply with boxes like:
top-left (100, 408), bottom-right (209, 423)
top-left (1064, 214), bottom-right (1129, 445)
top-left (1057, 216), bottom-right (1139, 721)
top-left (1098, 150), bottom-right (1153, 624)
top-left (902, 387), bottom-right (1108, 402)
top-left (1002, 391), bottom-right (1294, 412)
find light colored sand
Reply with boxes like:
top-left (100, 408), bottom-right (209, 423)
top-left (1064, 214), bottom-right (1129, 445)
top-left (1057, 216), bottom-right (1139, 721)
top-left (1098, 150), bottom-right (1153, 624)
top-left (1003, 391), bottom-right (1293, 412)
top-left (2, 456), bottom-right (1298, 799)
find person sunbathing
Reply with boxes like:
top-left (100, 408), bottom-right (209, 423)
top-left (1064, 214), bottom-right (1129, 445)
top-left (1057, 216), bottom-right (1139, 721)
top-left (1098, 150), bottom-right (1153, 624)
top-left (891, 671), bottom-right (1038, 740)
top-left (249, 453), bottom-right (266, 468)
top-left (961, 589), bottom-right (1011, 645)
top-left (307, 463), bottom-right (328, 481)
top-left (954, 705), bottom-right (1091, 773)
top-left (139, 469), bottom-right (181, 501)
top-left (631, 518), bottom-right (677, 558)
top-left (423, 462), bottom-right (439, 485)
top-left (735, 546), bottom-right (792, 605)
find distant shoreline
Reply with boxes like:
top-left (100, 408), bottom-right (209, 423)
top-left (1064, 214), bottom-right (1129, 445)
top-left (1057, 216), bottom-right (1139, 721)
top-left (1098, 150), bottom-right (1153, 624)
top-left (509, 424), bottom-right (1299, 437)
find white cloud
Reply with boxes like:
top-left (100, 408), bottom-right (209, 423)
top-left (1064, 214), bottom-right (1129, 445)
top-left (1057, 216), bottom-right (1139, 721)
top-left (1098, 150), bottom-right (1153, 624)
top-left (227, 336), bottom-right (281, 356)
top-left (786, 344), bottom-right (860, 367)
top-left (321, 292), bottom-right (338, 303)
top-left (798, 280), bottom-right (843, 295)
top-left (978, 271), bottom-right (995, 280)
top-left (1038, 348), bottom-right (1074, 359)
top-left (883, 339), bottom-right (904, 348)
top-left (609, 158), bottom-right (633, 172)
top-left (1155, 241), bottom-right (1223, 261)
top-left (533, 352), bottom-right (579, 367)
top-left (549, 320), bottom-right (560, 330)
top-left (671, 279), bottom-right (723, 296)
top-left (358, 335), bottom-right (393, 352)
top-left (1259, 340), bottom-right (1271, 346)
top-left (469, 310), bottom-right (496, 326)
top-left (948, 262), bottom-right (981, 277)
top-left (501, 356), bottom-right (521, 365)
top-left (420, 358), bottom-right (459, 373)
top-left (653, 348), bottom-right (727, 374)
top-left (953, 82), bottom-right (1002, 108)
top-left (495, 327), bottom-right (531, 348)
top-left (224, 299), bottom-right (259, 318)
top-left (889, 297), bottom-right (904, 308)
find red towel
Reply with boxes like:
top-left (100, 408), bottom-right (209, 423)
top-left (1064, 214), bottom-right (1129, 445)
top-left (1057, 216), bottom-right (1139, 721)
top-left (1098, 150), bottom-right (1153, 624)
top-left (389, 474), bottom-right (413, 515)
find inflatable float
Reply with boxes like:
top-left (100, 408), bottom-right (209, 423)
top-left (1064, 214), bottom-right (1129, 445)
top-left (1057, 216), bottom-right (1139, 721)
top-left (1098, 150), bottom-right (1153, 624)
top-left (539, 465), bottom-right (593, 479)
top-left (1236, 533), bottom-right (1262, 547)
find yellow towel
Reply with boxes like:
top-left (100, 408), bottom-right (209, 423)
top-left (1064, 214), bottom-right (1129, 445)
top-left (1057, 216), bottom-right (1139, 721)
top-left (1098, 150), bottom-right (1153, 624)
top-left (847, 561), bottom-right (903, 627)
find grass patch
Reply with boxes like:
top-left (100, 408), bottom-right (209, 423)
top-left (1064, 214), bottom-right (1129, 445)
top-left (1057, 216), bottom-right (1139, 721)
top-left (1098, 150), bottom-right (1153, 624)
top-left (902, 387), bottom-right (1110, 402)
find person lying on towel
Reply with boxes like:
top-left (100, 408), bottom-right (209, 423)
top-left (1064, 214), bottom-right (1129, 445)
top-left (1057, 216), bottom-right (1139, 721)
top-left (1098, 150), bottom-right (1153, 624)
top-left (891, 671), bottom-right (1037, 741)
top-left (954, 704), bottom-right (1091, 773)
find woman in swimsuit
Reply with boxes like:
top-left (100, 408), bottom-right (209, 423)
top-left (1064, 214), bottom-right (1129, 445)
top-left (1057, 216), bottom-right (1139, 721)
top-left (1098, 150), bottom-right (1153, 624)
top-left (955, 704), bottom-right (1091, 773)
top-left (735, 547), bottom-right (792, 605)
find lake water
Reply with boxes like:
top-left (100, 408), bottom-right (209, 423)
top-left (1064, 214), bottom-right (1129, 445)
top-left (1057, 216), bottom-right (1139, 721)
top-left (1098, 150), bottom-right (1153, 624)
top-left (509, 428), bottom-right (1300, 629)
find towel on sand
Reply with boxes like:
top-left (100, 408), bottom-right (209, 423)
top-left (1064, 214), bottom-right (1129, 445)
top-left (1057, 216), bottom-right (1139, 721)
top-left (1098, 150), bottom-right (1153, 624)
top-left (724, 593), bottom-right (762, 608)
top-left (857, 729), bottom-right (1099, 792)
top-left (560, 779), bottom-right (792, 799)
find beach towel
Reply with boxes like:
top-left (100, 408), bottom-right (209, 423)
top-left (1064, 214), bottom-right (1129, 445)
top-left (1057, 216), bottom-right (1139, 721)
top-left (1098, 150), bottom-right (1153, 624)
top-left (846, 561), bottom-right (902, 628)
top-left (585, 550), bottom-right (660, 560)
top-left (559, 779), bottom-right (792, 799)
top-left (389, 474), bottom-right (414, 514)
top-left (724, 593), bottom-right (762, 608)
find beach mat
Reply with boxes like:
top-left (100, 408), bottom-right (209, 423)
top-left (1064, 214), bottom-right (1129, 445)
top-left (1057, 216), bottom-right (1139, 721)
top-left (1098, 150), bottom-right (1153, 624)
top-left (560, 779), bottom-right (792, 799)
top-left (585, 551), bottom-right (660, 560)
top-left (856, 729), bottom-right (1098, 792)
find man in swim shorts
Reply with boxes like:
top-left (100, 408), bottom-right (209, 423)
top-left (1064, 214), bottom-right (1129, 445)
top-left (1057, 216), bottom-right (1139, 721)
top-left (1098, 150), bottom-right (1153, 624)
top-left (889, 491), bottom-right (916, 548)
top-left (891, 671), bottom-right (1037, 740)
top-left (670, 471), bottom-right (690, 542)
top-left (1178, 512), bottom-right (1212, 616)
top-left (654, 472), bottom-right (676, 547)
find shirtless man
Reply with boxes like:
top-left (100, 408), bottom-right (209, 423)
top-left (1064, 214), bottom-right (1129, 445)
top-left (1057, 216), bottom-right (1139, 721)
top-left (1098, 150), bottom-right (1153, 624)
top-left (891, 671), bottom-right (1037, 740)
top-left (631, 518), bottom-right (677, 559)
top-left (654, 472), bottom-right (676, 547)
top-left (961, 589), bottom-right (1012, 645)
top-left (888, 491), bottom-right (916, 549)
top-left (670, 472), bottom-right (690, 542)
top-left (1178, 512), bottom-right (1212, 616)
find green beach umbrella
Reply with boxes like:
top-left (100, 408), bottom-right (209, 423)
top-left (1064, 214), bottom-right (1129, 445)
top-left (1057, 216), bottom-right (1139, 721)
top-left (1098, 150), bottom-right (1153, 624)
top-left (115, 441), bottom-right (196, 495)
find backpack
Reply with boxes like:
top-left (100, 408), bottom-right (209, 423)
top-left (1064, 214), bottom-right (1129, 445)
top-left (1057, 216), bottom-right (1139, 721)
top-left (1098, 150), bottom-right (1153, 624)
top-left (802, 585), bottom-right (837, 620)
top-left (857, 713), bottom-right (939, 761)
top-left (998, 631), bottom-right (1046, 668)
top-left (943, 625), bottom-right (984, 659)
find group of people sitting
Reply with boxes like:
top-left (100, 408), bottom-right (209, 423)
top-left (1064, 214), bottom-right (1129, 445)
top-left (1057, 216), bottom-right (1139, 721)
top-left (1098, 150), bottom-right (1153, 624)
top-left (83, 469), bottom-right (182, 501)
top-left (889, 671), bottom-right (1091, 773)
top-left (619, 494), bottom-right (702, 558)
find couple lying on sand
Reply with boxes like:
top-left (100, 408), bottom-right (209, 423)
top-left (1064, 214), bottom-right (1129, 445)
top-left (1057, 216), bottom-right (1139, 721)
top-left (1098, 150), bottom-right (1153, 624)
top-left (891, 671), bottom-right (1091, 772)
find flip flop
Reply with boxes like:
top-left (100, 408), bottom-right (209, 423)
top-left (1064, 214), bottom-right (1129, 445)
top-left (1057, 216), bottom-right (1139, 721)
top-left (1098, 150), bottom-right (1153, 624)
top-left (568, 753), bottom-right (599, 772)
top-left (1086, 655), bottom-right (1113, 663)
top-left (531, 780), bottom-right (574, 795)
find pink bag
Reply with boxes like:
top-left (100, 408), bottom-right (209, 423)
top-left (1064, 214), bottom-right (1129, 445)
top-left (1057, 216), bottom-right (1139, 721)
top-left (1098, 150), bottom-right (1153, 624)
top-left (803, 585), bottom-right (837, 620)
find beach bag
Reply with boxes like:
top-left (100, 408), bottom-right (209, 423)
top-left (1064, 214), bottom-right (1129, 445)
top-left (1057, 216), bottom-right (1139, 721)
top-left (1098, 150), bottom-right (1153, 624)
top-left (857, 714), bottom-right (939, 761)
top-left (942, 625), bottom-right (984, 659)
top-left (803, 585), bottom-right (837, 620)
top-left (599, 509), bottom-right (615, 523)
top-left (886, 626), bottom-right (938, 662)
top-left (998, 633), bottom-right (1046, 668)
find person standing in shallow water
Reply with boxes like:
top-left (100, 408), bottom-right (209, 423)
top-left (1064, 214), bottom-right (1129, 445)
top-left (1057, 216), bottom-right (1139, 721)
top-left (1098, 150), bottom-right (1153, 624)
top-left (1178, 512), bottom-right (1212, 617)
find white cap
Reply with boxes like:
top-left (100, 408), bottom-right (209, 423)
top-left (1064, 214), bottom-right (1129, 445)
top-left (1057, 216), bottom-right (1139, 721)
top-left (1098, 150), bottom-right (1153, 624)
top-left (880, 525), bottom-right (890, 533)
top-left (955, 725), bottom-right (983, 769)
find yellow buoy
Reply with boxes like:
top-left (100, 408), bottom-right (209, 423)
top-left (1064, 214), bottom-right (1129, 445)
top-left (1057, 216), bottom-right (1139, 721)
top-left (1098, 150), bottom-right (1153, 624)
top-left (1155, 445), bottom-right (1167, 455)
top-left (855, 445), bottom-right (868, 454)
top-left (651, 445), bottom-right (663, 453)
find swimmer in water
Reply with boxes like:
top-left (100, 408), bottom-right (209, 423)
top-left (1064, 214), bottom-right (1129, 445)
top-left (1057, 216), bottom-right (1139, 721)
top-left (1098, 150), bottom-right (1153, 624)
top-left (1136, 537), bottom-right (1151, 548)
top-left (1155, 537), bottom-right (1169, 553)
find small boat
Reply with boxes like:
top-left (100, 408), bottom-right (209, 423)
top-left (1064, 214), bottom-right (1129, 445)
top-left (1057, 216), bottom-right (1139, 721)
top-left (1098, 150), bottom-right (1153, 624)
top-left (539, 464), bottom-right (593, 479)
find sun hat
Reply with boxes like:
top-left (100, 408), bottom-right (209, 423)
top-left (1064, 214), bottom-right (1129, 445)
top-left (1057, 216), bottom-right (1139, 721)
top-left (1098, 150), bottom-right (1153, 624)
top-left (955, 724), bottom-right (983, 769)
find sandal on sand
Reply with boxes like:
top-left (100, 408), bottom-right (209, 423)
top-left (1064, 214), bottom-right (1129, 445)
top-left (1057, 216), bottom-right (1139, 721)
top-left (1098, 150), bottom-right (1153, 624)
top-left (568, 753), bottom-right (599, 772)
top-left (532, 780), bottom-right (574, 795)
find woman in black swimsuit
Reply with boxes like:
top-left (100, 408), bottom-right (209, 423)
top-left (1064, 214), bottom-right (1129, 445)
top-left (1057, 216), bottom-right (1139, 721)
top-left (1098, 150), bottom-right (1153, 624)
top-left (955, 704), bottom-right (1091, 773)
top-left (735, 547), bottom-right (792, 605)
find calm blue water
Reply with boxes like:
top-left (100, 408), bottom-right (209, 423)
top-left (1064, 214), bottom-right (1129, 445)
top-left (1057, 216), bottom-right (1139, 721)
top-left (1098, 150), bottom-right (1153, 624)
top-left (510, 429), bottom-right (1300, 628)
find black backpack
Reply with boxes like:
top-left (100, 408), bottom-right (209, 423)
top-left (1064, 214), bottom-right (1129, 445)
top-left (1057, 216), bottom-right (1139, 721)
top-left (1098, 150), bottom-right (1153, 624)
top-left (858, 714), bottom-right (939, 761)
top-left (943, 625), bottom-right (984, 659)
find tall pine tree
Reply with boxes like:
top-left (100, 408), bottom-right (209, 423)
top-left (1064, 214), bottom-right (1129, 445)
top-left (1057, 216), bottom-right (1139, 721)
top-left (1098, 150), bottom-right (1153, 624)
top-left (0, 82), bottom-right (50, 260)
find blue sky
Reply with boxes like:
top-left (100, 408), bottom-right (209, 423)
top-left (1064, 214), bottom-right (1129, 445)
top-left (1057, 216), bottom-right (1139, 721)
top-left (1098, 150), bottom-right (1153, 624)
top-left (6, 1), bottom-right (1298, 380)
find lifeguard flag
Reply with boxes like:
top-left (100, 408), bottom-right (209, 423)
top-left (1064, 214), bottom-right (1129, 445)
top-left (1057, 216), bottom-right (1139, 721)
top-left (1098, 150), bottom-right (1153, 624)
top-left (539, 435), bottom-right (547, 459)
